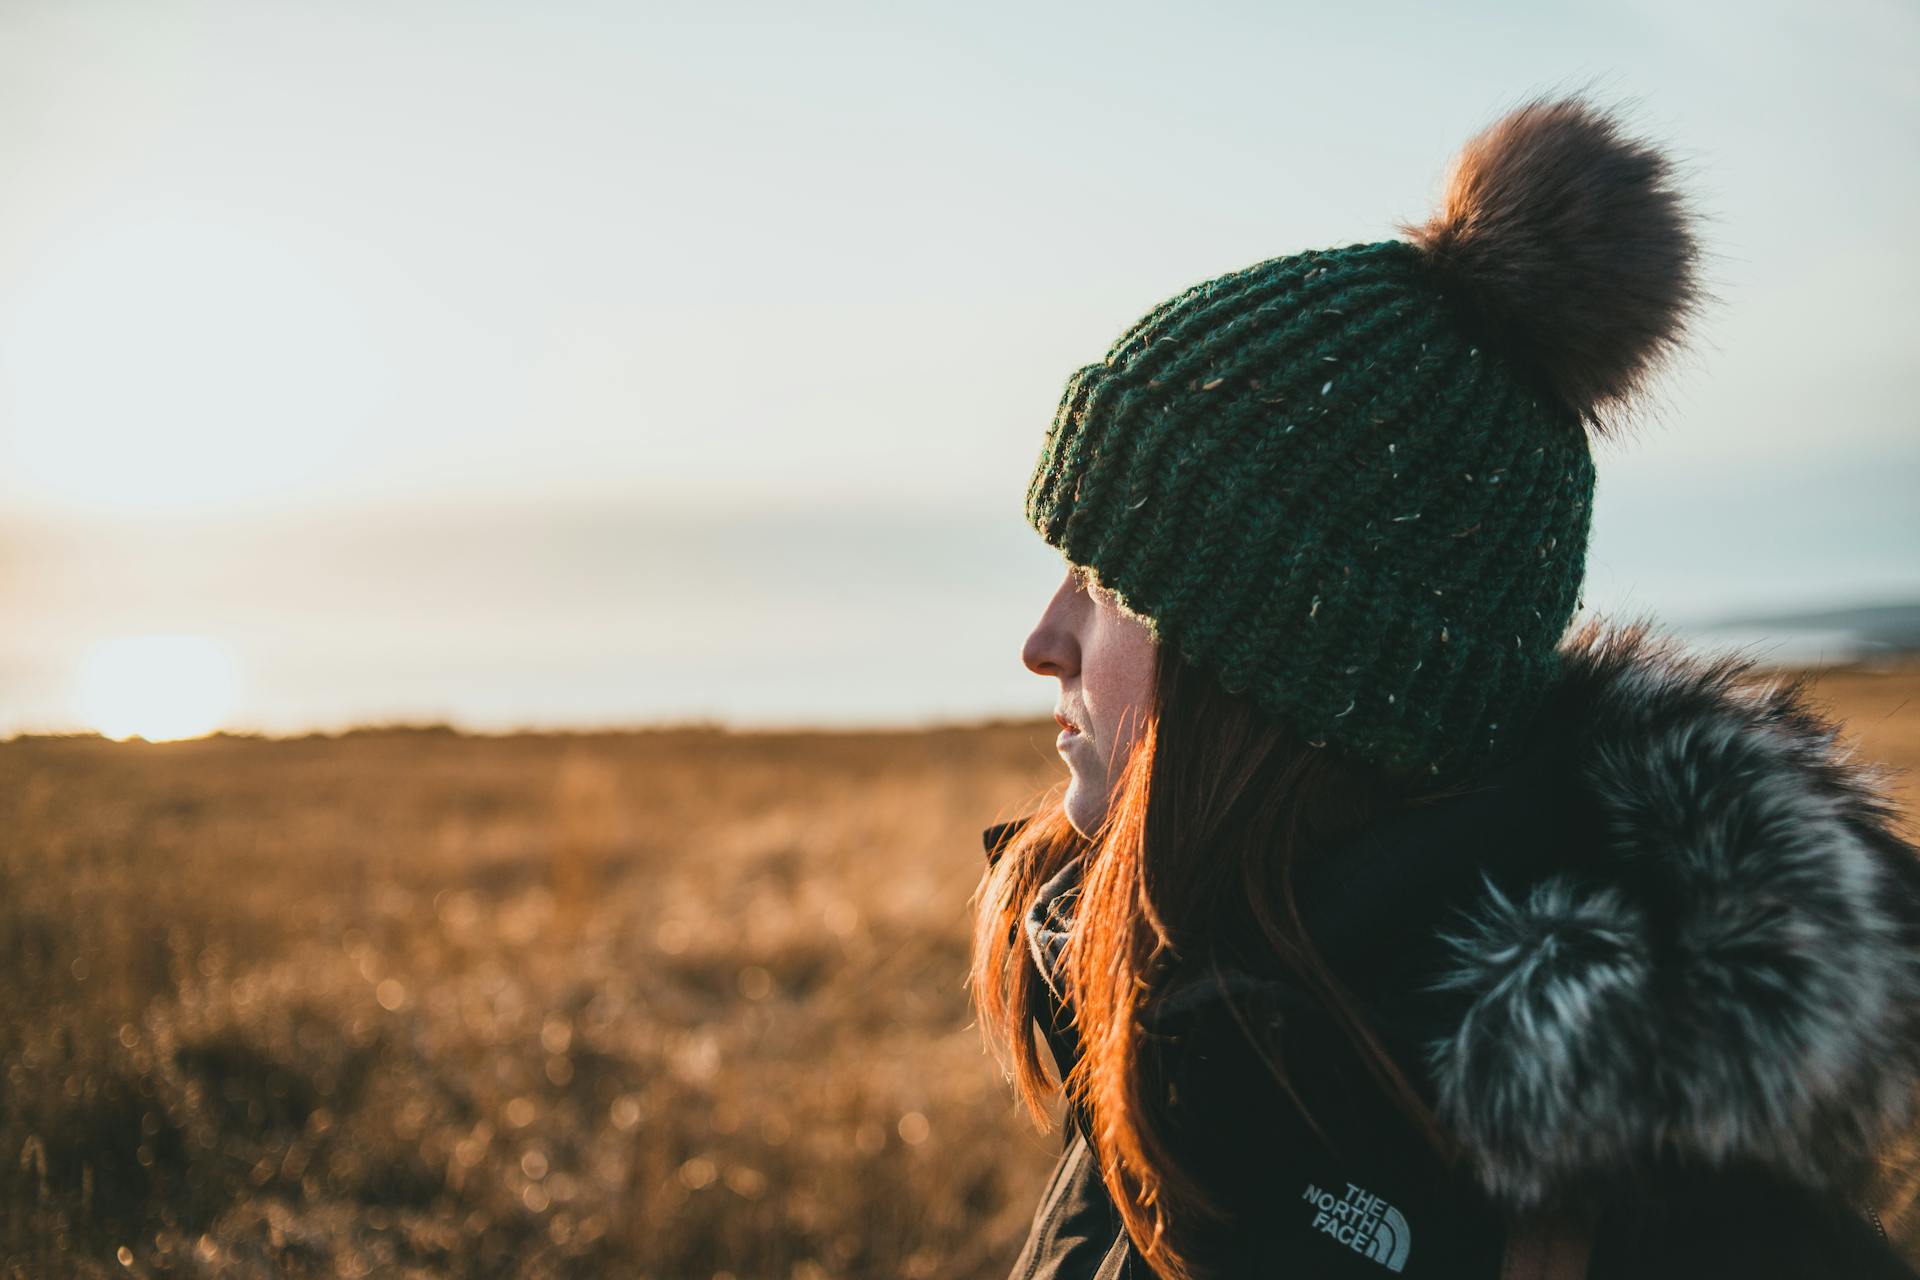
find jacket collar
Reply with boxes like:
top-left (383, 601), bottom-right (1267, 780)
top-left (981, 619), bottom-right (1920, 1210)
top-left (979, 822), bottom-right (1091, 1119)
top-left (1024, 854), bottom-right (1087, 1081)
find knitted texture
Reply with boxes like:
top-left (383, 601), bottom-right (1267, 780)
top-left (1025, 237), bottom-right (1597, 784)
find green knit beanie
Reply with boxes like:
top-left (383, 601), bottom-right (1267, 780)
top-left (1025, 94), bottom-right (1704, 783)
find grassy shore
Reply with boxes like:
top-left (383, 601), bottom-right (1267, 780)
top-left (3, 658), bottom-right (1916, 1278)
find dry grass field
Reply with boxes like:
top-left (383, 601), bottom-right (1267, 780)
top-left (3, 656), bottom-right (1918, 1279)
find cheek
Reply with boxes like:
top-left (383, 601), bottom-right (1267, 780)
top-left (1085, 617), bottom-right (1156, 742)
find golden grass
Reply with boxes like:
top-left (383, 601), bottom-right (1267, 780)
top-left (1, 721), bottom-right (1066, 1278)
top-left (2, 656), bottom-right (1915, 1277)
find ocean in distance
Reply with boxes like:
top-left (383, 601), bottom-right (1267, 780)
top-left (3, 481), bottom-right (1916, 738)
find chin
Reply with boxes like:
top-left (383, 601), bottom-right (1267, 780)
top-left (1063, 778), bottom-right (1105, 840)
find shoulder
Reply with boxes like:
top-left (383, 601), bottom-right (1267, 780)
top-left (1138, 619), bottom-right (1920, 1274)
top-left (1137, 968), bottom-right (1513, 1277)
top-left (1414, 621), bottom-right (1920, 1214)
top-left (1135, 969), bottom-right (1919, 1280)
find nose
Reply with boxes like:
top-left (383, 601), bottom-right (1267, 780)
top-left (1021, 571), bottom-right (1081, 679)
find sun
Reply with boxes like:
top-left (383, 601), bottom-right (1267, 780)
top-left (73, 636), bottom-right (241, 742)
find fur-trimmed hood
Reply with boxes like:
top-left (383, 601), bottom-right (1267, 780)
top-left (1414, 618), bottom-right (1920, 1211)
top-left (1000, 617), bottom-right (1920, 1220)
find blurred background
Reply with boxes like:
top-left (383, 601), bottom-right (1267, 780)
top-left (4, 0), bottom-right (1918, 737)
top-left (2, 1), bottom-right (1916, 1277)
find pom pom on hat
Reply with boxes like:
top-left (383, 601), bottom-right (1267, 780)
top-left (1398, 92), bottom-right (1706, 437)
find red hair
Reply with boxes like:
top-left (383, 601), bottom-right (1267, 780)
top-left (971, 643), bottom-right (1466, 1279)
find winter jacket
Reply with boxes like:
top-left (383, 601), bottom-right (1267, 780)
top-left (984, 623), bottom-right (1920, 1279)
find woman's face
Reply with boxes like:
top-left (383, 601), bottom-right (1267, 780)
top-left (1021, 565), bottom-right (1158, 838)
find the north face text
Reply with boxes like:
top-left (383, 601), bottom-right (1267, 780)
top-left (1302, 1181), bottom-right (1412, 1272)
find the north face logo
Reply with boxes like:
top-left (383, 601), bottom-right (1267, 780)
top-left (1302, 1181), bottom-right (1411, 1272)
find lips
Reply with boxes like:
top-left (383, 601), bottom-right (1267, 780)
top-left (1054, 710), bottom-right (1081, 735)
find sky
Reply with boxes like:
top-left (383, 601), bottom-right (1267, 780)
top-left (1, 0), bottom-right (1916, 737)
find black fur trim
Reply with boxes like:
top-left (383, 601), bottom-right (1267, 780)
top-left (1427, 617), bottom-right (1920, 1209)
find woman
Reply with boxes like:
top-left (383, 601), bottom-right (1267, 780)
top-left (970, 93), bottom-right (1920, 1280)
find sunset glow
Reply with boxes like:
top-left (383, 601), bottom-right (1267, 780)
top-left (73, 635), bottom-right (240, 742)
